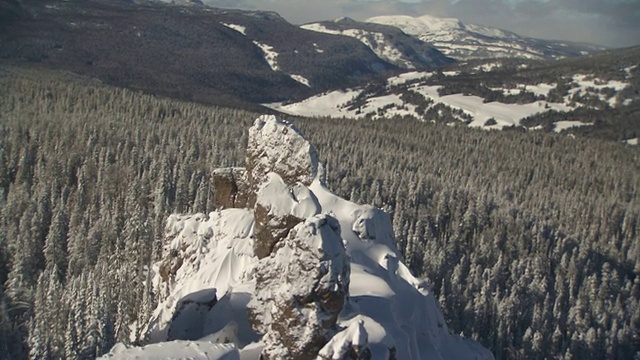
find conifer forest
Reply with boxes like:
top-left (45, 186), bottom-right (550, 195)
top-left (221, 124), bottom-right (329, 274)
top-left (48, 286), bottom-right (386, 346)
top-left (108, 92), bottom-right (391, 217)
top-left (0, 67), bottom-right (639, 359)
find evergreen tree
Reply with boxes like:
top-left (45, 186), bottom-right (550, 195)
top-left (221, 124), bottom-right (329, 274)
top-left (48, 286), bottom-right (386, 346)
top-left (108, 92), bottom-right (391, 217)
top-left (43, 204), bottom-right (69, 281)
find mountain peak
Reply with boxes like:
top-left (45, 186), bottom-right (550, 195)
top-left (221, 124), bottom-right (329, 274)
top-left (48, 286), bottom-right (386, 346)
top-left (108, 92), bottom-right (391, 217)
top-left (367, 13), bottom-right (603, 60)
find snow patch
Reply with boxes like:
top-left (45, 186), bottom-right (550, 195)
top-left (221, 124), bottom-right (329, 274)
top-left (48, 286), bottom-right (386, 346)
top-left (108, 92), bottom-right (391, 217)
top-left (442, 70), bottom-right (460, 76)
top-left (553, 121), bottom-right (592, 133)
top-left (252, 41), bottom-right (279, 71)
top-left (312, 43), bottom-right (324, 53)
top-left (387, 71), bottom-right (432, 86)
top-left (289, 74), bottom-right (310, 87)
top-left (624, 65), bottom-right (637, 78)
top-left (221, 23), bottom-right (246, 35)
top-left (572, 74), bottom-right (628, 91)
top-left (473, 62), bottom-right (502, 72)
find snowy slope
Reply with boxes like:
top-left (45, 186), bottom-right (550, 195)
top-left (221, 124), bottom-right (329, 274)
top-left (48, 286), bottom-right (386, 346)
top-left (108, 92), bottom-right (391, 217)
top-left (100, 341), bottom-right (240, 360)
top-left (265, 77), bottom-right (569, 129)
top-left (301, 22), bottom-right (416, 69)
top-left (105, 115), bottom-right (494, 360)
top-left (367, 14), bottom-right (604, 60)
top-left (301, 18), bottom-right (453, 69)
top-left (266, 70), bottom-right (631, 130)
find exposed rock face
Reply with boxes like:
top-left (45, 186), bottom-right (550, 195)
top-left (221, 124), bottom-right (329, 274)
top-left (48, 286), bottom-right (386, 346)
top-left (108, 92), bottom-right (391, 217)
top-left (248, 214), bottom-right (350, 360)
top-left (211, 167), bottom-right (249, 209)
top-left (253, 173), bottom-right (321, 259)
top-left (211, 115), bottom-right (322, 259)
top-left (245, 117), bottom-right (346, 358)
top-left (245, 114), bottom-right (319, 205)
top-left (253, 203), bottom-right (302, 260)
top-left (158, 213), bottom-right (213, 284)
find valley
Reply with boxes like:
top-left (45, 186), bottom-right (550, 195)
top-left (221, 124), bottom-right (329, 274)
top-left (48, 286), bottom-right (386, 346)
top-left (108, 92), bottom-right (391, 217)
top-left (0, 1), bottom-right (639, 359)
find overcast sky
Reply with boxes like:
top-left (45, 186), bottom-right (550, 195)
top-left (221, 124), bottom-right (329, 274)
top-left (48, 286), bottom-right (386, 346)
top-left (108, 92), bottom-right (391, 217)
top-left (202, 0), bottom-right (640, 48)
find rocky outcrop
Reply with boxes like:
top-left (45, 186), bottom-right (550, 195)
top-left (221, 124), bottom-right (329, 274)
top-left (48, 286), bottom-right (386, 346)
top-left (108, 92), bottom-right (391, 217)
top-left (211, 167), bottom-right (249, 209)
top-left (210, 115), bottom-right (321, 259)
top-left (158, 213), bottom-right (213, 283)
top-left (245, 114), bottom-right (319, 205)
top-left (253, 172), bottom-right (321, 259)
top-left (248, 214), bottom-right (350, 360)
top-left (141, 115), bottom-right (494, 360)
top-left (244, 117), bottom-right (347, 358)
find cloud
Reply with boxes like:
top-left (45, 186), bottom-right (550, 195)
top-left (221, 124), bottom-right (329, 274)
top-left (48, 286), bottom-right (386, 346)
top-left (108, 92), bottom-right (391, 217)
top-left (200, 0), bottom-right (640, 47)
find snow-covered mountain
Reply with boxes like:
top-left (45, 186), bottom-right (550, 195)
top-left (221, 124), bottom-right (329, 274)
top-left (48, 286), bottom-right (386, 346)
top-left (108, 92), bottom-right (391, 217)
top-left (100, 115), bottom-right (494, 359)
top-left (367, 14), bottom-right (605, 60)
top-left (301, 17), bottom-right (453, 69)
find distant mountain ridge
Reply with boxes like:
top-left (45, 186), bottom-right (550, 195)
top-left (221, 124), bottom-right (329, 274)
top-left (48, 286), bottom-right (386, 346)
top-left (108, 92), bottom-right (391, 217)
top-left (301, 17), bottom-right (454, 69)
top-left (0, 0), bottom-right (396, 105)
top-left (367, 14), bottom-right (606, 61)
top-left (1, 0), bottom-right (610, 108)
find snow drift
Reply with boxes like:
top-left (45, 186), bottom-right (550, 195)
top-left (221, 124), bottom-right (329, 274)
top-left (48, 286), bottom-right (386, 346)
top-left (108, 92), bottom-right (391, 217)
top-left (100, 115), bottom-right (494, 359)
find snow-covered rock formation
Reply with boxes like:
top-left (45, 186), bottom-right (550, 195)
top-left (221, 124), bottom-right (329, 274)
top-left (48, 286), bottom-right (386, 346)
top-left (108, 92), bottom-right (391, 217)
top-left (101, 115), bottom-right (494, 359)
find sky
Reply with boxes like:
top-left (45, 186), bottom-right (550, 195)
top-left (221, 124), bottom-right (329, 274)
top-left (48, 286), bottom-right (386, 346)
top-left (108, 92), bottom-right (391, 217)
top-left (201, 0), bottom-right (640, 48)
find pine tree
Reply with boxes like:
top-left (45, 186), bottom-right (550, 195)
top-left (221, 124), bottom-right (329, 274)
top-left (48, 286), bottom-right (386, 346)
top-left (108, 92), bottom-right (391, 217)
top-left (43, 204), bottom-right (69, 281)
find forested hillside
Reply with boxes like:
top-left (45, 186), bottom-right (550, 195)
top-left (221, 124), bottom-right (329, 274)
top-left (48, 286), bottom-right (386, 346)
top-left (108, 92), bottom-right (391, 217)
top-left (0, 0), bottom-right (396, 106)
top-left (0, 66), bottom-right (639, 359)
top-left (296, 117), bottom-right (640, 359)
top-left (0, 67), bottom-right (255, 359)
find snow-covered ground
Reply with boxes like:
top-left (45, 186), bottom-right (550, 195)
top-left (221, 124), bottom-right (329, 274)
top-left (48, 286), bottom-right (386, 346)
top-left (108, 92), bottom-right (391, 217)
top-left (250, 41), bottom-right (311, 86)
top-left (265, 68), bottom-right (630, 130)
top-left (100, 341), bottom-right (240, 360)
top-left (489, 83), bottom-right (556, 97)
top-left (365, 14), bottom-right (603, 60)
top-left (366, 14), bottom-right (542, 60)
top-left (568, 74), bottom-right (629, 107)
top-left (267, 81), bottom-right (572, 129)
top-left (553, 121), bottom-right (592, 133)
top-left (265, 89), bottom-right (362, 118)
top-left (473, 62), bottom-right (502, 72)
top-left (387, 71), bottom-right (432, 86)
top-left (414, 84), bottom-right (571, 128)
